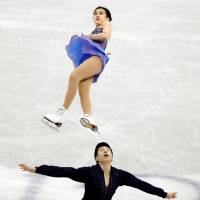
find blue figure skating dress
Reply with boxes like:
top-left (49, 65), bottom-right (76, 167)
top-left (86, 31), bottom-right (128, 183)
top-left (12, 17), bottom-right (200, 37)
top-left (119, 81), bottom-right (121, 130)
top-left (66, 28), bottom-right (109, 83)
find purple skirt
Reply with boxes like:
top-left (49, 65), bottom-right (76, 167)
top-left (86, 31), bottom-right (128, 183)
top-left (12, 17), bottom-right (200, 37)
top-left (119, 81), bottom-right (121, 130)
top-left (65, 35), bottom-right (109, 83)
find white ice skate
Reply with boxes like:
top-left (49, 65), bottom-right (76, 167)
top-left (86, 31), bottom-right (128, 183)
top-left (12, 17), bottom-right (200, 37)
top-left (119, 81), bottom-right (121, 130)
top-left (80, 115), bottom-right (99, 133)
top-left (42, 107), bottom-right (66, 130)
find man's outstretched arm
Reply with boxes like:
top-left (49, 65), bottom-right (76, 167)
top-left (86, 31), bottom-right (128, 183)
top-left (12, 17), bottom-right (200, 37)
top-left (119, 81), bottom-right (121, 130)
top-left (120, 170), bottom-right (177, 199)
top-left (19, 163), bottom-right (89, 183)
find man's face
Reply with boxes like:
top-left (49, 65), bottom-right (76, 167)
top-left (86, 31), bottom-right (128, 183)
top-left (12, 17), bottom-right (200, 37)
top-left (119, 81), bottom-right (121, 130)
top-left (95, 146), bottom-right (113, 163)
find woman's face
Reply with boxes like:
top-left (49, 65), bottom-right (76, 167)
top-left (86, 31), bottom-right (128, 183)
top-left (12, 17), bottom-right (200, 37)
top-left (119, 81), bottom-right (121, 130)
top-left (93, 8), bottom-right (108, 26)
top-left (95, 146), bottom-right (113, 163)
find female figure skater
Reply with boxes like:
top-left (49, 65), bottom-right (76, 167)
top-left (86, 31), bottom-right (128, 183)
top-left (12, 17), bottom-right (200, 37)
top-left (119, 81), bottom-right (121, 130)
top-left (19, 142), bottom-right (177, 200)
top-left (43, 6), bottom-right (112, 132)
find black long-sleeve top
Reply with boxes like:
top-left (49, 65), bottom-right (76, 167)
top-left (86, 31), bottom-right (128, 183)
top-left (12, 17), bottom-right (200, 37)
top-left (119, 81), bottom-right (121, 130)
top-left (36, 163), bottom-right (167, 200)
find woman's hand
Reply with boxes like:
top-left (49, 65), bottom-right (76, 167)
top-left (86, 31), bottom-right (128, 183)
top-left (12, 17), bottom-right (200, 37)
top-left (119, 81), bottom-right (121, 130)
top-left (166, 192), bottom-right (177, 199)
top-left (106, 52), bottom-right (111, 55)
top-left (19, 164), bottom-right (36, 173)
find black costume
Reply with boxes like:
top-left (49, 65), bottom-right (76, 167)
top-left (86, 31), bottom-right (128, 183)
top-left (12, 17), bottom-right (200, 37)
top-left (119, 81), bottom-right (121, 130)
top-left (36, 163), bottom-right (167, 200)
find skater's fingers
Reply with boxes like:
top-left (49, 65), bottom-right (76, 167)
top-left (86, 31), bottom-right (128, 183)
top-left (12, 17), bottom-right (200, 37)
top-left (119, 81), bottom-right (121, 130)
top-left (19, 163), bottom-right (26, 167)
top-left (19, 164), bottom-right (36, 173)
top-left (166, 192), bottom-right (177, 199)
top-left (19, 164), bottom-right (28, 170)
top-left (19, 164), bottom-right (24, 168)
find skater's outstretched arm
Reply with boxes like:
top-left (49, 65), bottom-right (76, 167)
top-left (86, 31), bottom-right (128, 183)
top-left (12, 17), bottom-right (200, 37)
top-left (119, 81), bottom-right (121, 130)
top-left (19, 164), bottom-right (89, 183)
top-left (120, 170), bottom-right (177, 199)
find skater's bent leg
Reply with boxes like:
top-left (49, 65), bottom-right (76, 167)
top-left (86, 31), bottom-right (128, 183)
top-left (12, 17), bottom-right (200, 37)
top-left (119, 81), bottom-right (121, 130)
top-left (63, 56), bottom-right (102, 109)
top-left (78, 77), bottom-right (93, 115)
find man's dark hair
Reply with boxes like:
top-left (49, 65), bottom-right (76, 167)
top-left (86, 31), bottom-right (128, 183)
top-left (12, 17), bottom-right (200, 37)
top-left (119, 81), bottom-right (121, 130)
top-left (94, 6), bottom-right (112, 21)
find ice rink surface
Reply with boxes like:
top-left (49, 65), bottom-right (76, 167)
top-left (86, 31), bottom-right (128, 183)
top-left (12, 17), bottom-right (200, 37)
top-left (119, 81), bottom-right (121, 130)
top-left (0, 0), bottom-right (200, 199)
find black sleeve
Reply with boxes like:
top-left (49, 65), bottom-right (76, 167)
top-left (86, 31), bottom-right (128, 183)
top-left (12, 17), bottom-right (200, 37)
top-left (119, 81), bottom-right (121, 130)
top-left (35, 165), bottom-right (89, 183)
top-left (120, 170), bottom-right (167, 198)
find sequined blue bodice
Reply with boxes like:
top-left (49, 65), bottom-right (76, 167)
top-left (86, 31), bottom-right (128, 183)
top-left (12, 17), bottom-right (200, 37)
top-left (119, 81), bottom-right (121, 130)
top-left (91, 28), bottom-right (107, 50)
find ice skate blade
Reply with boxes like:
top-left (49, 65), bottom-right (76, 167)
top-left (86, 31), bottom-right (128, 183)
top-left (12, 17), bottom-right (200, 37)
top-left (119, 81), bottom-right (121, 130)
top-left (43, 116), bottom-right (62, 127)
top-left (80, 118), bottom-right (99, 134)
top-left (41, 117), bottom-right (62, 132)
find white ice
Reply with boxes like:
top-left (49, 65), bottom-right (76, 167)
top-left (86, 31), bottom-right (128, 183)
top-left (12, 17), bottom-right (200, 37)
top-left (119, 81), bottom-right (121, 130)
top-left (0, 0), bottom-right (200, 199)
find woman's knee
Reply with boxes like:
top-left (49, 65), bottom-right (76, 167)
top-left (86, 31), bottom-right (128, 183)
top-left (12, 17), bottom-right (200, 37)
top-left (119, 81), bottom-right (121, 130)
top-left (69, 70), bottom-right (80, 83)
